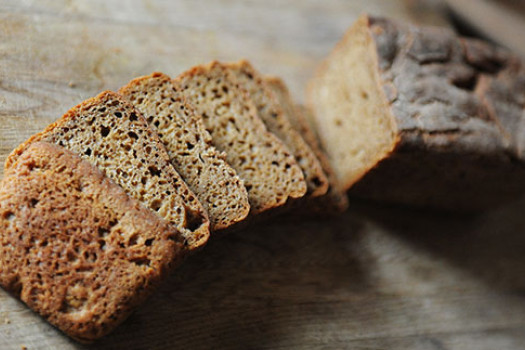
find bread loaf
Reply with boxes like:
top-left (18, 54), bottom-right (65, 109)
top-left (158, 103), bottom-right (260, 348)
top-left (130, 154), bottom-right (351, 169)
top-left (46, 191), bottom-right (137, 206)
top-left (119, 72), bottom-right (250, 231)
top-left (0, 142), bottom-right (185, 342)
top-left (226, 60), bottom-right (329, 198)
top-left (5, 91), bottom-right (210, 248)
top-left (308, 14), bottom-right (525, 211)
top-left (265, 77), bottom-right (348, 213)
top-left (174, 61), bottom-right (307, 214)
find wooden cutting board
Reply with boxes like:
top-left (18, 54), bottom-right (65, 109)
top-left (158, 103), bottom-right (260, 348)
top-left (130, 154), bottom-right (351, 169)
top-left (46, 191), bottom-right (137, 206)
top-left (1, 1), bottom-right (525, 349)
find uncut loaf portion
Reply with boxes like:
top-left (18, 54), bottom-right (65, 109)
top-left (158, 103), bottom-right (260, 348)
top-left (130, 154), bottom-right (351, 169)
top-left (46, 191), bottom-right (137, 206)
top-left (0, 142), bottom-right (186, 342)
top-left (265, 76), bottom-right (348, 214)
top-left (226, 60), bottom-right (329, 198)
top-left (308, 14), bottom-right (525, 211)
top-left (174, 61), bottom-right (307, 215)
top-left (5, 91), bottom-right (210, 249)
top-left (119, 72), bottom-right (250, 231)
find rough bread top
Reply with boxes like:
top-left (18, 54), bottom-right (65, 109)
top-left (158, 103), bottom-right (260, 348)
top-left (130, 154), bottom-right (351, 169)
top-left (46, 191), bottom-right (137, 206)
top-left (0, 142), bottom-right (185, 342)
top-left (365, 15), bottom-right (524, 157)
top-left (174, 61), bottom-right (306, 214)
top-left (226, 60), bottom-right (329, 197)
top-left (119, 72), bottom-right (250, 231)
top-left (5, 91), bottom-right (210, 250)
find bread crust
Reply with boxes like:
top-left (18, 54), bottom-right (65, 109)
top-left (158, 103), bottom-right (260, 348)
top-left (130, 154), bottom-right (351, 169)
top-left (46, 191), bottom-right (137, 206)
top-left (119, 72), bottom-right (250, 231)
top-left (265, 77), bottom-right (348, 214)
top-left (175, 61), bottom-right (307, 215)
top-left (0, 142), bottom-right (185, 342)
top-left (308, 14), bottom-right (525, 210)
top-left (5, 91), bottom-right (210, 248)
top-left (227, 60), bottom-right (329, 198)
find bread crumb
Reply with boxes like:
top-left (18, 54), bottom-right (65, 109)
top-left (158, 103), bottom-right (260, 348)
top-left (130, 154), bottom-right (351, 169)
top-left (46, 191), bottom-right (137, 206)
top-left (4, 317), bottom-right (10, 324)
top-left (20, 345), bottom-right (27, 350)
top-left (68, 81), bottom-right (76, 88)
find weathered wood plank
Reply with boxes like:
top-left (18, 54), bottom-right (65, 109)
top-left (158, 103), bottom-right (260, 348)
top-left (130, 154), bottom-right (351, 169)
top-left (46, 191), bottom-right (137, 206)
top-left (2, 1), bottom-right (525, 349)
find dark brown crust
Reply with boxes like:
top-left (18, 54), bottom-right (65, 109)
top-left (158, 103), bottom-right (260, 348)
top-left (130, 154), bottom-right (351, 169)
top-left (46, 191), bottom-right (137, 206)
top-left (0, 142), bottom-right (185, 342)
top-left (119, 72), bottom-right (250, 231)
top-left (311, 14), bottom-right (525, 210)
top-left (4, 91), bottom-right (210, 249)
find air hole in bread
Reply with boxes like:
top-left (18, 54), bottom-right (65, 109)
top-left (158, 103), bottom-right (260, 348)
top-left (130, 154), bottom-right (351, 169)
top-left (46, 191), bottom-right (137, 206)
top-left (148, 166), bottom-right (161, 177)
top-left (131, 257), bottom-right (150, 267)
top-left (3, 211), bottom-right (15, 221)
top-left (100, 125), bottom-right (110, 137)
top-left (183, 205), bottom-right (204, 232)
top-left (151, 199), bottom-right (162, 211)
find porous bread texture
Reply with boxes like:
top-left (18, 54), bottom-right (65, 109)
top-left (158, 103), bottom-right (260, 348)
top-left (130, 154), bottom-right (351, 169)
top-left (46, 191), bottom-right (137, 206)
top-left (0, 142), bottom-right (185, 342)
top-left (119, 72), bottom-right (250, 231)
top-left (226, 60), bottom-right (329, 198)
top-left (308, 14), bottom-right (525, 210)
top-left (5, 91), bottom-right (209, 250)
top-left (265, 77), bottom-right (348, 214)
top-left (174, 61), bottom-right (306, 215)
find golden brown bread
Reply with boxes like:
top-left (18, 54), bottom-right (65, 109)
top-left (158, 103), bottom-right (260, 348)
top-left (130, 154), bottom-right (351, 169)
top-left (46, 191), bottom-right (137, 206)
top-left (0, 142), bottom-right (185, 342)
top-left (265, 77), bottom-right (348, 214)
top-left (119, 72), bottom-right (250, 231)
top-left (226, 60), bottom-right (329, 198)
top-left (174, 61), bottom-right (307, 215)
top-left (5, 91), bottom-right (210, 249)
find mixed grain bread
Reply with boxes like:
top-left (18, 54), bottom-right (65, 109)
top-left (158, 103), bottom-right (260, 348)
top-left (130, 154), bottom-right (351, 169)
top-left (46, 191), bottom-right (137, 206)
top-left (119, 72), bottom-right (250, 231)
top-left (308, 14), bottom-right (525, 211)
top-left (226, 60), bottom-right (329, 198)
top-left (5, 91), bottom-right (210, 249)
top-left (174, 61), bottom-right (307, 214)
top-left (265, 77), bottom-right (348, 213)
top-left (0, 142), bottom-right (185, 342)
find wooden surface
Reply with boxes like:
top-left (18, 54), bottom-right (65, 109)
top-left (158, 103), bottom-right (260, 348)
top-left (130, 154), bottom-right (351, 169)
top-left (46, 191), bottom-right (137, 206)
top-left (1, 1), bottom-right (525, 349)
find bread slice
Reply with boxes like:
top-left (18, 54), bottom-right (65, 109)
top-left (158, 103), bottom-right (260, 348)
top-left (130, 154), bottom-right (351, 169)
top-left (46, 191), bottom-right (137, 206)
top-left (0, 142), bottom-right (185, 342)
top-left (265, 76), bottom-right (348, 213)
top-left (5, 91), bottom-right (209, 249)
top-left (225, 60), bottom-right (329, 198)
top-left (174, 61), bottom-right (306, 214)
top-left (307, 14), bottom-right (525, 211)
top-left (119, 72), bottom-right (250, 231)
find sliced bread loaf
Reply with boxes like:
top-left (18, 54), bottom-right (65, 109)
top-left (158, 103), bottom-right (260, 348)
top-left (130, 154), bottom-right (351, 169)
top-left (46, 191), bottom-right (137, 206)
top-left (225, 60), bottom-right (329, 198)
top-left (0, 142), bottom-right (185, 342)
top-left (174, 61), bottom-right (306, 214)
top-left (5, 91), bottom-right (209, 249)
top-left (307, 14), bottom-right (525, 211)
top-left (119, 72), bottom-right (250, 231)
top-left (265, 76), bottom-right (348, 213)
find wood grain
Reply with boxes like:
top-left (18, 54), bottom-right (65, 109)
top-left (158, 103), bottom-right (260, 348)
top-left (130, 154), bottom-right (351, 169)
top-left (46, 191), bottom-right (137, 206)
top-left (1, 1), bottom-right (525, 349)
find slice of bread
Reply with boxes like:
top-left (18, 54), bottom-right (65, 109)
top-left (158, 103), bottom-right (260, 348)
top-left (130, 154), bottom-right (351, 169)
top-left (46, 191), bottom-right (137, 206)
top-left (119, 72), bottom-right (250, 231)
top-left (307, 14), bottom-right (525, 211)
top-left (0, 142), bottom-right (185, 342)
top-left (225, 60), bottom-right (329, 198)
top-left (265, 76), bottom-right (348, 213)
top-left (174, 61), bottom-right (306, 215)
top-left (5, 91), bottom-right (209, 249)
